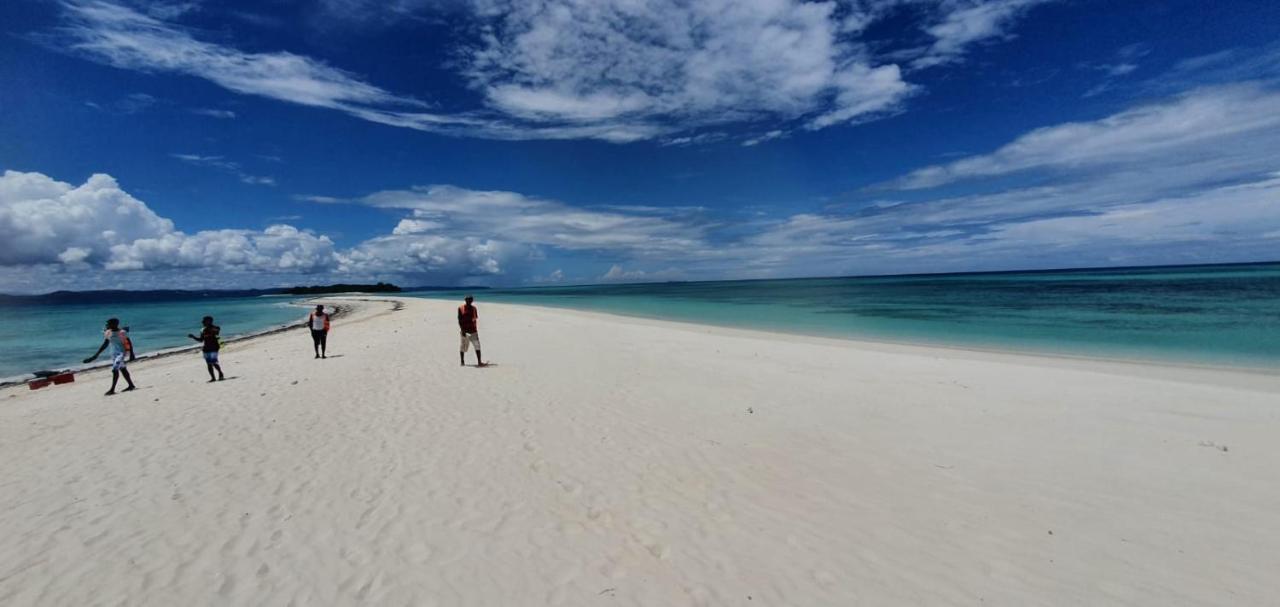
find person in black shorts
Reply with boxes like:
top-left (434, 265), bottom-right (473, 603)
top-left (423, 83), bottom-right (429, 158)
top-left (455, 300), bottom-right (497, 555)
top-left (306, 304), bottom-right (330, 359)
top-left (188, 315), bottom-right (224, 382)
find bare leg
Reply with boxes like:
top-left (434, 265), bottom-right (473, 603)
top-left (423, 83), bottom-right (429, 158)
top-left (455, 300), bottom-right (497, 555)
top-left (476, 349), bottom-right (484, 366)
top-left (120, 368), bottom-right (136, 391)
top-left (106, 369), bottom-right (120, 395)
top-left (213, 363), bottom-right (224, 380)
top-left (459, 352), bottom-right (465, 366)
top-left (206, 363), bottom-right (217, 382)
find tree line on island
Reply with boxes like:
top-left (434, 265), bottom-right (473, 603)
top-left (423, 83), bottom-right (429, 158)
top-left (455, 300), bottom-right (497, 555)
top-left (284, 282), bottom-right (402, 295)
top-left (0, 283), bottom-right (482, 304)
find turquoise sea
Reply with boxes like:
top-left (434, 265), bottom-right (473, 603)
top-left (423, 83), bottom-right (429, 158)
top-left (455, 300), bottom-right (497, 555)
top-left (3, 263), bottom-right (1277, 379)
top-left (0, 296), bottom-right (306, 379)
top-left (414, 263), bottom-right (1280, 369)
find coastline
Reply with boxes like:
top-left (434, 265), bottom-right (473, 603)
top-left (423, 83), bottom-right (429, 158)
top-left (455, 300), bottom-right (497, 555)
top-left (412, 296), bottom-right (1280, 381)
top-left (0, 297), bottom-right (382, 390)
top-left (2, 296), bottom-right (1278, 605)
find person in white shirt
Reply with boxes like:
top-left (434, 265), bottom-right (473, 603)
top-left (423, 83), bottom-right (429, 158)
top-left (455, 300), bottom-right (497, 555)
top-left (305, 304), bottom-right (331, 359)
top-left (83, 317), bottom-right (137, 395)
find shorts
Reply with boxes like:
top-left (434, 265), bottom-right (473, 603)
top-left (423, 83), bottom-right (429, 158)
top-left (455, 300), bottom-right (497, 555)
top-left (203, 351), bottom-right (220, 363)
top-left (460, 332), bottom-right (481, 353)
top-left (311, 329), bottom-right (328, 346)
top-left (111, 352), bottom-right (128, 371)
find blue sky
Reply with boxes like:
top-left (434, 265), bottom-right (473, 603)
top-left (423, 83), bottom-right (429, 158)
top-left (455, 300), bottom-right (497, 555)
top-left (1, 0), bottom-right (1278, 292)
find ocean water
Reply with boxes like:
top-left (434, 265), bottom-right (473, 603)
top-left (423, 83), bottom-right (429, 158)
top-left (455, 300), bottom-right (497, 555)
top-left (414, 263), bottom-right (1280, 368)
top-left (0, 296), bottom-right (307, 379)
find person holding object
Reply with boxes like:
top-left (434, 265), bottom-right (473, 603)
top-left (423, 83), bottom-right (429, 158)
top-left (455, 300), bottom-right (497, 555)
top-left (83, 317), bottom-right (137, 395)
top-left (306, 304), bottom-right (330, 359)
top-left (188, 315), bottom-right (224, 382)
top-left (458, 295), bottom-right (485, 367)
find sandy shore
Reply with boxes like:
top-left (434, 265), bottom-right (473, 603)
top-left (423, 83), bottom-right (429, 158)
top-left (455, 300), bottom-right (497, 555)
top-left (1, 296), bottom-right (1277, 606)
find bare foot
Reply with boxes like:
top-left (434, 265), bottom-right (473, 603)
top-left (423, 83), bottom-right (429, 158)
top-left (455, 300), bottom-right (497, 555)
top-left (104, 390), bottom-right (115, 396)
top-left (122, 385), bottom-right (136, 392)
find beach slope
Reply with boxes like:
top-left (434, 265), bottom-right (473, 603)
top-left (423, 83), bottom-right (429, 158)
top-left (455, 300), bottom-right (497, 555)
top-left (1, 297), bottom-right (1277, 606)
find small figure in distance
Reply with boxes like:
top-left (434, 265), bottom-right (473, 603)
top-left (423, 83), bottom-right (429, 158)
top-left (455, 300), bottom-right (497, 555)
top-left (307, 304), bottom-right (330, 359)
top-left (83, 317), bottom-right (137, 395)
top-left (188, 315), bottom-right (225, 382)
top-left (458, 295), bottom-right (485, 367)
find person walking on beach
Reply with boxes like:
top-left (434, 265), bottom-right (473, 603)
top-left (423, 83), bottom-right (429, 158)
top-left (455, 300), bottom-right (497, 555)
top-left (188, 316), bottom-right (225, 382)
top-left (307, 304), bottom-right (330, 359)
top-left (458, 295), bottom-right (485, 367)
top-left (83, 318), bottom-right (137, 395)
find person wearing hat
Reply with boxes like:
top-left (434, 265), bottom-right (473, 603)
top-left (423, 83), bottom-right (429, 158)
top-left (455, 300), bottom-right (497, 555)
top-left (457, 295), bottom-right (485, 367)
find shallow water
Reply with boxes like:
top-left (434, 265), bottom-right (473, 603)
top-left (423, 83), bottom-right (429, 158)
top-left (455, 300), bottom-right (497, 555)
top-left (0, 296), bottom-right (306, 378)
top-left (413, 263), bottom-right (1280, 368)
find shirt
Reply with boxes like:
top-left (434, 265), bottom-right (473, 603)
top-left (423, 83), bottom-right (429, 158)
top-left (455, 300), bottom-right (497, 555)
top-left (311, 313), bottom-right (328, 331)
top-left (105, 329), bottom-right (129, 357)
top-left (458, 304), bottom-right (478, 333)
top-left (199, 325), bottom-right (220, 352)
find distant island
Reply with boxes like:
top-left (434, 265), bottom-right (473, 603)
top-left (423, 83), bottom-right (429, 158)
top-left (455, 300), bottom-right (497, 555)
top-left (285, 282), bottom-right (402, 295)
top-left (0, 284), bottom-right (485, 305)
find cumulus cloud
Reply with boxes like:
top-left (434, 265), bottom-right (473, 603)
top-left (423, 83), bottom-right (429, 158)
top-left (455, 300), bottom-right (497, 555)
top-left (0, 170), bottom-right (337, 274)
top-left (52, 0), bottom-right (1047, 143)
top-left (338, 234), bottom-right (526, 281)
top-left (106, 225), bottom-right (337, 272)
top-left (0, 170), bottom-right (175, 266)
top-left (0, 170), bottom-right (711, 288)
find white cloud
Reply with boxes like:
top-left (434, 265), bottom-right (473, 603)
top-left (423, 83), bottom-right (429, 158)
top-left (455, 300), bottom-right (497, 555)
top-left (355, 184), bottom-right (708, 255)
top-left (54, 0), bottom-right (1047, 143)
top-left (890, 84), bottom-right (1280, 189)
top-left (910, 0), bottom-right (1051, 69)
top-left (190, 107), bottom-right (237, 118)
top-left (61, 2), bottom-right (415, 109)
top-left (0, 170), bottom-right (710, 287)
top-left (720, 84), bottom-right (1280, 276)
top-left (84, 91), bottom-right (159, 114)
top-left (0, 170), bottom-right (336, 274)
top-left (463, 0), bottom-right (917, 133)
top-left (599, 264), bottom-right (683, 283)
top-left (0, 171), bottom-right (175, 266)
top-left (106, 225), bottom-right (337, 272)
top-left (339, 235), bottom-right (528, 281)
top-left (171, 153), bottom-right (276, 186)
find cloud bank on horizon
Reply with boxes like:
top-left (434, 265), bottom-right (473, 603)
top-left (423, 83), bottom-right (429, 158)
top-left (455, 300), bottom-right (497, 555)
top-left (1, 0), bottom-right (1278, 292)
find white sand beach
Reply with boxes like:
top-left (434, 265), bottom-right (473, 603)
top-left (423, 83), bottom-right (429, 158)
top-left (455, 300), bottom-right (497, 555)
top-left (1, 296), bottom-right (1277, 606)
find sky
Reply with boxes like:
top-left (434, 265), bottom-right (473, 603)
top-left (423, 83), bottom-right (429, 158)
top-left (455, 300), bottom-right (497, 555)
top-left (1, 0), bottom-right (1278, 293)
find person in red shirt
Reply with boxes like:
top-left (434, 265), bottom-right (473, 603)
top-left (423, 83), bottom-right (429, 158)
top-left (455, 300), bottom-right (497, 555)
top-left (457, 295), bottom-right (485, 367)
